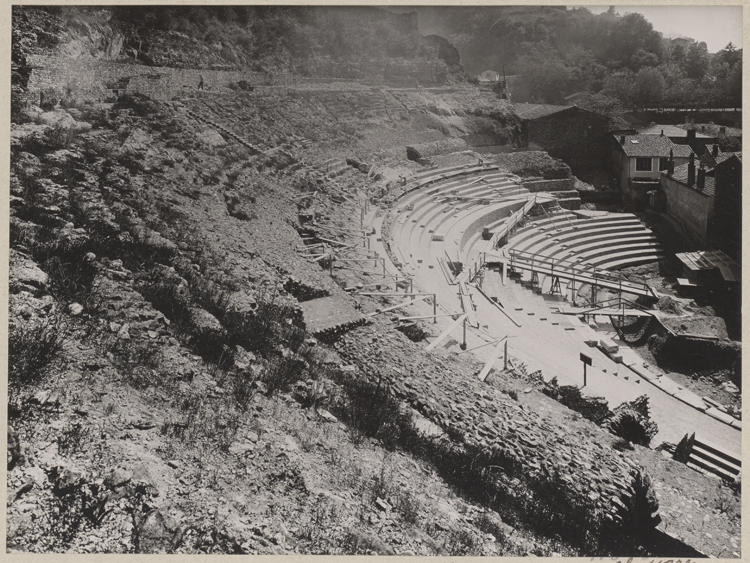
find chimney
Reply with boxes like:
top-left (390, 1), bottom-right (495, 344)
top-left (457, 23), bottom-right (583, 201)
top-left (720, 126), bottom-right (726, 135)
top-left (660, 129), bottom-right (664, 136)
top-left (697, 164), bottom-right (706, 190)
top-left (684, 115), bottom-right (690, 124)
top-left (701, 125), bottom-right (706, 132)
top-left (712, 143), bottom-right (719, 158)
top-left (620, 135), bottom-right (625, 145)
top-left (668, 148), bottom-right (675, 176)
top-left (687, 152), bottom-right (696, 187)
top-left (687, 129), bottom-right (696, 140)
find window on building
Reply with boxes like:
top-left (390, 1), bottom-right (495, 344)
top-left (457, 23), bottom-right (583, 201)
top-left (659, 157), bottom-right (670, 171)
top-left (636, 157), bottom-right (652, 171)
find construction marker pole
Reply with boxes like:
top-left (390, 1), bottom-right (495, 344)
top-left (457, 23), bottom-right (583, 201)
top-left (433, 294), bottom-right (437, 323)
top-left (503, 339), bottom-right (508, 370)
top-left (462, 317), bottom-right (467, 349)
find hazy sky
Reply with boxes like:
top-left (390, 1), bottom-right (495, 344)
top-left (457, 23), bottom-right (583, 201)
top-left (579, 6), bottom-right (743, 53)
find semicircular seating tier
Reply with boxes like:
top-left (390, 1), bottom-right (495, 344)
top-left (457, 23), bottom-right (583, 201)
top-left (390, 165), bottom-right (552, 276)
top-left (506, 208), bottom-right (665, 271)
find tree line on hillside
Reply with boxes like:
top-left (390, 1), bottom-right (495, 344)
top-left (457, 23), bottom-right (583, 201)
top-left (416, 6), bottom-right (741, 110)
top-left (33, 6), bottom-right (443, 69)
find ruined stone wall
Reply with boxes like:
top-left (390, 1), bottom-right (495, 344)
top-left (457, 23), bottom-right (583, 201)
top-left (25, 55), bottom-right (268, 102)
top-left (304, 58), bottom-right (449, 85)
top-left (333, 322), bottom-right (648, 533)
top-left (521, 178), bottom-right (575, 192)
top-left (24, 54), bottom-right (449, 104)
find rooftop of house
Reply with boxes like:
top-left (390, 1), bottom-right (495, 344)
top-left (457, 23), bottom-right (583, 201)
top-left (675, 250), bottom-right (740, 282)
top-left (513, 103), bottom-right (573, 120)
top-left (668, 162), bottom-right (715, 196)
top-left (514, 103), bottom-right (609, 121)
top-left (616, 134), bottom-right (694, 158)
top-left (477, 70), bottom-right (500, 82)
top-left (684, 123), bottom-right (742, 138)
top-left (640, 124), bottom-right (712, 139)
top-left (716, 151), bottom-right (742, 165)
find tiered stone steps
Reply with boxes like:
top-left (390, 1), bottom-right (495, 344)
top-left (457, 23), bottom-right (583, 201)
top-left (508, 210), bottom-right (665, 271)
top-left (390, 168), bottom-right (529, 271)
top-left (688, 437), bottom-right (741, 482)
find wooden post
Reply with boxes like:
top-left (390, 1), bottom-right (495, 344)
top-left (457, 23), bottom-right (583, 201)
top-left (462, 317), bottom-right (467, 349)
top-left (433, 294), bottom-right (437, 323)
top-left (580, 352), bottom-right (592, 387)
top-left (503, 339), bottom-right (508, 370)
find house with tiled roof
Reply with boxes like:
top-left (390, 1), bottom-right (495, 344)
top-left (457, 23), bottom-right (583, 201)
top-left (640, 124), bottom-right (714, 149)
top-left (610, 133), bottom-right (694, 205)
top-left (514, 104), bottom-right (611, 172)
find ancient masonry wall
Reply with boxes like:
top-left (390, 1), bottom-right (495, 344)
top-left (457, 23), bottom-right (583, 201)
top-left (24, 55), bottom-right (449, 104)
top-left (25, 55), bottom-right (266, 102)
top-left (521, 178), bottom-right (575, 192)
top-left (333, 323), bottom-right (646, 530)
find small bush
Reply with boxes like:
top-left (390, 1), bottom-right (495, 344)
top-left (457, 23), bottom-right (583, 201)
top-left (262, 355), bottom-right (306, 396)
top-left (43, 251), bottom-right (98, 304)
top-left (614, 467), bottom-right (661, 538)
top-left (474, 511), bottom-right (506, 540)
top-left (230, 370), bottom-right (258, 409)
top-left (543, 377), bottom-right (611, 425)
top-left (8, 317), bottom-right (65, 389)
top-left (607, 395), bottom-right (658, 446)
top-left (57, 422), bottom-right (92, 455)
top-left (443, 528), bottom-right (477, 555)
top-left (337, 374), bottom-right (412, 449)
top-left (139, 279), bottom-right (193, 328)
top-left (392, 489), bottom-right (420, 525)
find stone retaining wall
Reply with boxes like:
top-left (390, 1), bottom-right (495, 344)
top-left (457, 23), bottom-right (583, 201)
top-left (522, 178), bottom-right (575, 192)
top-left (24, 54), bottom-right (447, 104)
top-left (332, 322), bottom-right (650, 536)
top-left (25, 55), bottom-right (269, 102)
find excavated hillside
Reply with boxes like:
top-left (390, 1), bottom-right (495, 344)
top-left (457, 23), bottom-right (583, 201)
top-left (7, 6), bottom-right (741, 558)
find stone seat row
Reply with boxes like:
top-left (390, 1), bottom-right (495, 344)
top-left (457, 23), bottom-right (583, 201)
top-left (391, 171), bottom-right (528, 269)
top-left (391, 174), bottom-right (520, 246)
top-left (507, 212), bottom-right (664, 272)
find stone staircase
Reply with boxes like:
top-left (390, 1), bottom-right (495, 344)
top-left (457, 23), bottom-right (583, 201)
top-left (686, 435), bottom-right (741, 482)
